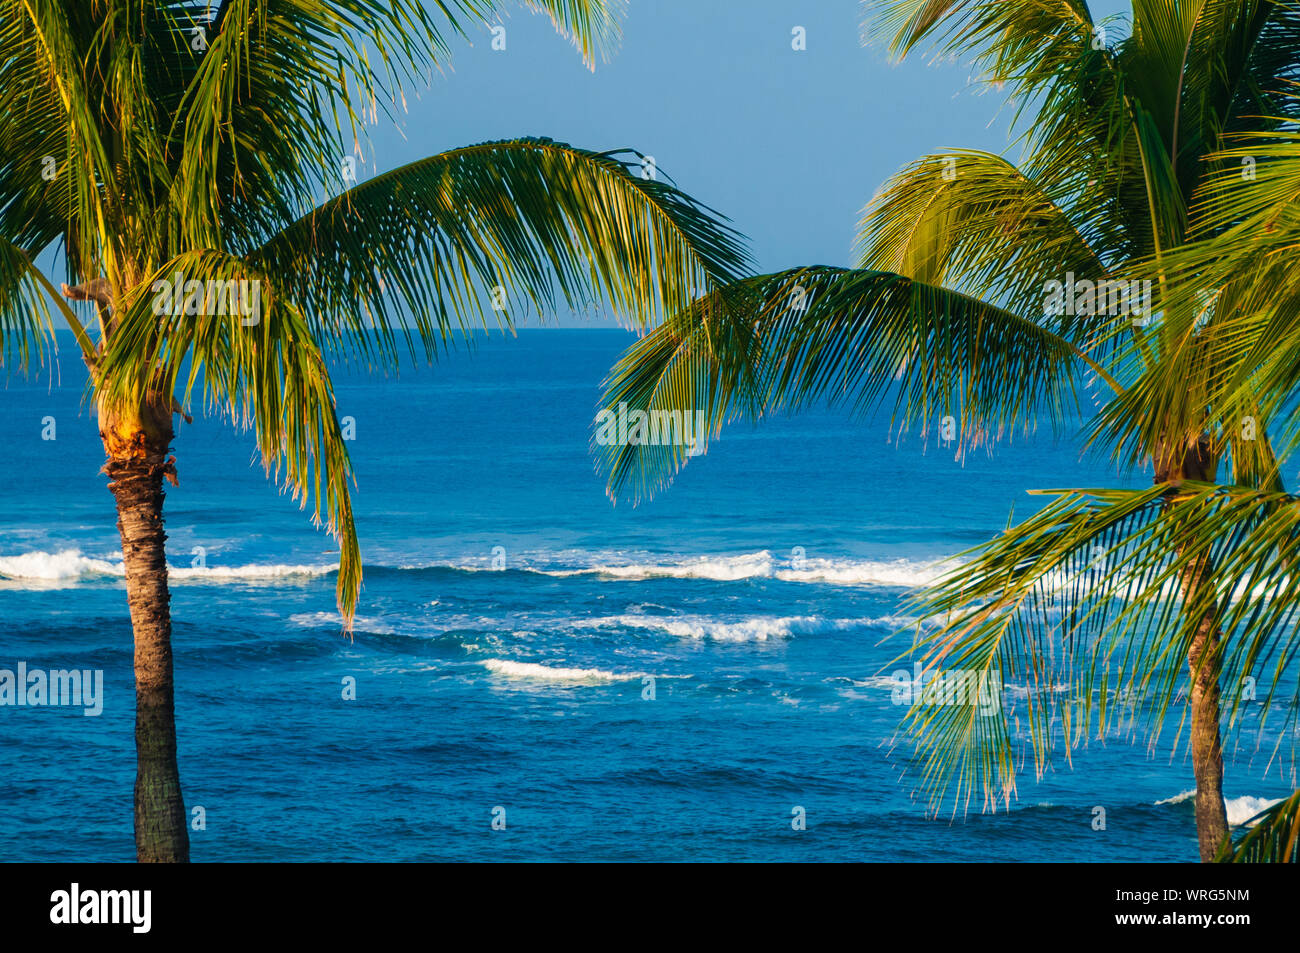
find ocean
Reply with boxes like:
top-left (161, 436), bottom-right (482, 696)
top-left (0, 329), bottom-right (1292, 861)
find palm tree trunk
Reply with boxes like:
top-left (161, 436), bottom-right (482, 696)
top-left (104, 413), bottom-right (189, 863)
top-left (1187, 616), bottom-right (1228, 861)
top-left (1157, 435), bottom-right (1229, 862)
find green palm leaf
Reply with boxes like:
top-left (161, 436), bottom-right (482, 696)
top-left (247, 138), bottom-right (751, 369)
top-left (902, 482), bottom-right (1300, 814)
top-left (599, 266), bottom-right (1097, 502)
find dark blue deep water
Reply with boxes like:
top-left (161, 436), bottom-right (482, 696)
top-left (1, 330), bottom-right (1293, 861)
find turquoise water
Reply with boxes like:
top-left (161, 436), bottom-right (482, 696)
top-left (0, 330), bottom-right (1292, 861)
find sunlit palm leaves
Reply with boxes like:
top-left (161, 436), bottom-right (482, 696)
top-left (861, 151), bottom-right (1110, 321)
top-left (248, 139), bottom-right (749, 370)
top-left (907, 483), bottom-right (1300, 811)
top-left (599, 267), bottom-right (1090, 502)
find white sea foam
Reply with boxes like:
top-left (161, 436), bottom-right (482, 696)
top-left (776, 557), bottom-right (950, 587)
top-left (534, 550), bottom-right (944, 587)
top-left (576, 613), bottom-right (859, 642)
top-left (0, 549), bottom-right (121, 581)
top-left (481, 659), bottom-right (648, 683)
top-left (0, 544), bottom-right (944, 592)
top-left (1226, 795), bottom-right (1285, 826)
top-left (169, 563), bottom-right (332, 580)
top-left (0, 549), bottom-right (333, 587)
top-left (867, 614), bottom-right (929, 630)
top-left (829, 675), bottom-right (903, 690)
top-left (548, 551), bottom-right (775, 581)
top-left (1156, 789), bottom-right (1283, 827)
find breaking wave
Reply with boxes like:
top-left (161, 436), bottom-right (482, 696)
top-left (481, 659), bottom-right (650, 683)
top-left (1155, 789), bottom-right (1283, 827)
top-left (0, 549), bottom-right (332, 587)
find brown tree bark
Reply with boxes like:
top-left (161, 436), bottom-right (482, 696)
top-left (103, 397), bottom-right (190, 863)
top-left (1155, 434), bottom-right (1230, 862)
top-left (1186, 613), bottom-right (1229, 861)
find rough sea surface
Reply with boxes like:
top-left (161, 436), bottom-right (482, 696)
top-left (1, 330), bottom-right (1293, 861)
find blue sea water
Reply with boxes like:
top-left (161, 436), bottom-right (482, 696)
top-left (0, 329), bottom-right (1294, 862)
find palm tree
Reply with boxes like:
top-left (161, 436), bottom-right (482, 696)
top-left (1116, 81), bottom-right (1300, 861)
top-left (0, 0), bottom-right (749, 862)
top-left (594, 0), bottom-right (1300, 861)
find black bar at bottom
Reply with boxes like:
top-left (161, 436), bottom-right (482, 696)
top-left (0, 862), bottom-right (1281, 941)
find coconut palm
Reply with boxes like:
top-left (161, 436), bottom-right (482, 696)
top-left (1119, 86), bottom-right (1300, 861)
top-left (594, 0), bottom-right (1300, 861)
top-left (0, 0), bottom-right (749, 862)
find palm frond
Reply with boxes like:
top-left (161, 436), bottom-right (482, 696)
top-left (903, 482), bottom-right (1300, 814)
top-left (859, 149), bottom-right (1122, 352)
top-left (521, 0), bottom-right (625, 68)
top-left (599, 266), bottom-right (1090, 502)
top-left (248, 138), bottom-right (751, 369)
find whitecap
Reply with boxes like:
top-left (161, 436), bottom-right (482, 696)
top-left (481, 659), bottom-right (650, 683)
top-left (0, 549), bottom-right (122, 581)
top-left (576, 613), bottom-right (858, 642)
top-left (0, 548), bottom-right (332, 587)
top-left (776, 557), bottom-right (950, 587)
top-left (1155, 789), bottom-right (1283, 826)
